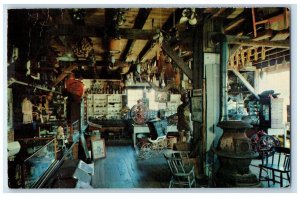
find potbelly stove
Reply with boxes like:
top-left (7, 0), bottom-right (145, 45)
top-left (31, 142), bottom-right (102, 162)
top-left (214, 120), bottom-right (261, 187)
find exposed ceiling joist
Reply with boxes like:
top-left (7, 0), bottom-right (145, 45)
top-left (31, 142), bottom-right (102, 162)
top-left (48, 25), bottom-right (156, 40)
top-left (138, 41), bottom-right (154, 61)
top-left (120, 8), bottom-right (152, 61)
top-left (227, 8), bottom-right (244, 19)
top-left (226, 35), bottom-right (290, 48)
top-left (138, 9), bottom-right (182, 62)
top-left (52, 64), bottom-right (78, 87)
top-left (212, 8), bottom-right (227, 18)
top-left (162, 8), bottom-right (183, 31)
top-left (224, 18), bottom-right (245, 32)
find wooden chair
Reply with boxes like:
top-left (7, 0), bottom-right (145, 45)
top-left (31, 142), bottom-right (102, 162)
top-left (164, 151), bottom-right (196, 188)
top-left (258, 146), bottom-right (291, 187)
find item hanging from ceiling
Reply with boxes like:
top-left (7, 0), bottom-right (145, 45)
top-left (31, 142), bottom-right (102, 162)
top-left (157, 51), bottom-right (165, 75)
top-left (9, 46), bottom-right (18, 64)
top-left (72, 37), bottom-right (93, 58)
top-left (109, 38), bottom-right (121, 54)
top-left (164, 61), bottom-right (175, 84)
top-left (26, 60), bottom-right (40, 80)
top-left (108, 55), bottom-right (119, 71)
top-left (66, 73), bottom-right (84, 103)
top-left (153, 29), bottom-right (164, 44)
top-left (179, 8), bottom-right (197, 26)
top-left (71, 9), bottom-right (86, 25)
top-left (120, 62), bottom-right (130, 74)
top-left (174, 68), bottom-right (181, 87)
top-left (113, 9), bottom-right (126, 26)
top-left (22, 97), bottom-right (33, 124)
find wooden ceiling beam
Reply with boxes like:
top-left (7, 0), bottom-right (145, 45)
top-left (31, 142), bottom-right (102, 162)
top-left (48, 25), bottom-right (156, 40)
top-left (138, 9), bottom-right (182, 62)
top-left (162, 42), bottom-right (193, 80)
top-left (211, 8), bottom-right (227, 18)
top-left (161, 8), bottom-right (183, 31)
top-left (226, 8), bottom-right (244, 19)
top-left (224, 18), bottom-right (245, 32)
top-left (120, 8), bottom-right (152, 61)
top-left (226, 35), bottom-right (290, 48)
top-left (52, 64), bottom-right (78, 87)
top-left (138, 41), bottom-right (155, 61)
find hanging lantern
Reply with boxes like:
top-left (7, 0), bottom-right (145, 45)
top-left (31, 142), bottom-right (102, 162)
top-left (109, 38), bottom-right (121, 54)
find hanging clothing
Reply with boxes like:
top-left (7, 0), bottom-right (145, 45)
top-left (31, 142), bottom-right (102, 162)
top-left (22, 97), bottom-right (33, 124)
top-left (174, 69), bottom-right (181, 87)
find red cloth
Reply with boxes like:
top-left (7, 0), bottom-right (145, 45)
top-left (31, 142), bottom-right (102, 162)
top-left (66, 78), bottom-right (84, 102)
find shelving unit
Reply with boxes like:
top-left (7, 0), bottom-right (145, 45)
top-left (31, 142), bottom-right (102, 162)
top-left (88, 94), bottom-right (123, 120)
top-left (107, 94), bottom-right (122, 119)
top-left (93, 94), bottom-right (108, 117)
top-left (246, 100), bottom-right (260, 125)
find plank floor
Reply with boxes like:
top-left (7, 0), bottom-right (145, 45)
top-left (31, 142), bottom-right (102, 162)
top-left (90, 144), bottom-right (290, 189)
top-left (91, 144), bottom-right (172, 188)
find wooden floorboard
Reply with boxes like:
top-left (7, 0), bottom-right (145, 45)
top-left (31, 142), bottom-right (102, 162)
top-left (90, 144), bottom-right (287, 189)
top-left (91, 144), bottom-right (171, 188)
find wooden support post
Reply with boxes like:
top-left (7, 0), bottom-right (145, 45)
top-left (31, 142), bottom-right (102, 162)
top-left (191, 23), bottom-right (205, 180)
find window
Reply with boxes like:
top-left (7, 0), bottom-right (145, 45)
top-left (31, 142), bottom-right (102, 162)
top-left (258, 65), bottom-right (290, 124)
top-left (147, 89), bottom-right (159, 110)
top-left (127, 88), bottom-right (159, 110)
top-left (127, 89), bottom-right (143, 109)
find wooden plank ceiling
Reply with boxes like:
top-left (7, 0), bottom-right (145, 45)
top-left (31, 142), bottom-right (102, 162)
top-left (8, 7), bottom-right (291, 79)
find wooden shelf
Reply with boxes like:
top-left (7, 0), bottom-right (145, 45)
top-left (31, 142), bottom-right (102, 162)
top-left (8, 78), bottom-right (61, 94)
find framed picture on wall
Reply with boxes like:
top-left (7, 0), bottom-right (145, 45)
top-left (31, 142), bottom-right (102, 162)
top-left (91, 139), bottom-right (106, 159)
top-left (191, 96), bottom-right (202, 122)
top-left (155, 91), bottom-right (170, 102)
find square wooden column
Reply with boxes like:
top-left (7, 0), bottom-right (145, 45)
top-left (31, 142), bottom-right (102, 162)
top-left (191, 24), bottom-right (205, 179)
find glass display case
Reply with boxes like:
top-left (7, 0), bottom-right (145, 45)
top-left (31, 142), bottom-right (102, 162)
top-left (22, 138), bottom-right (56, 188)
